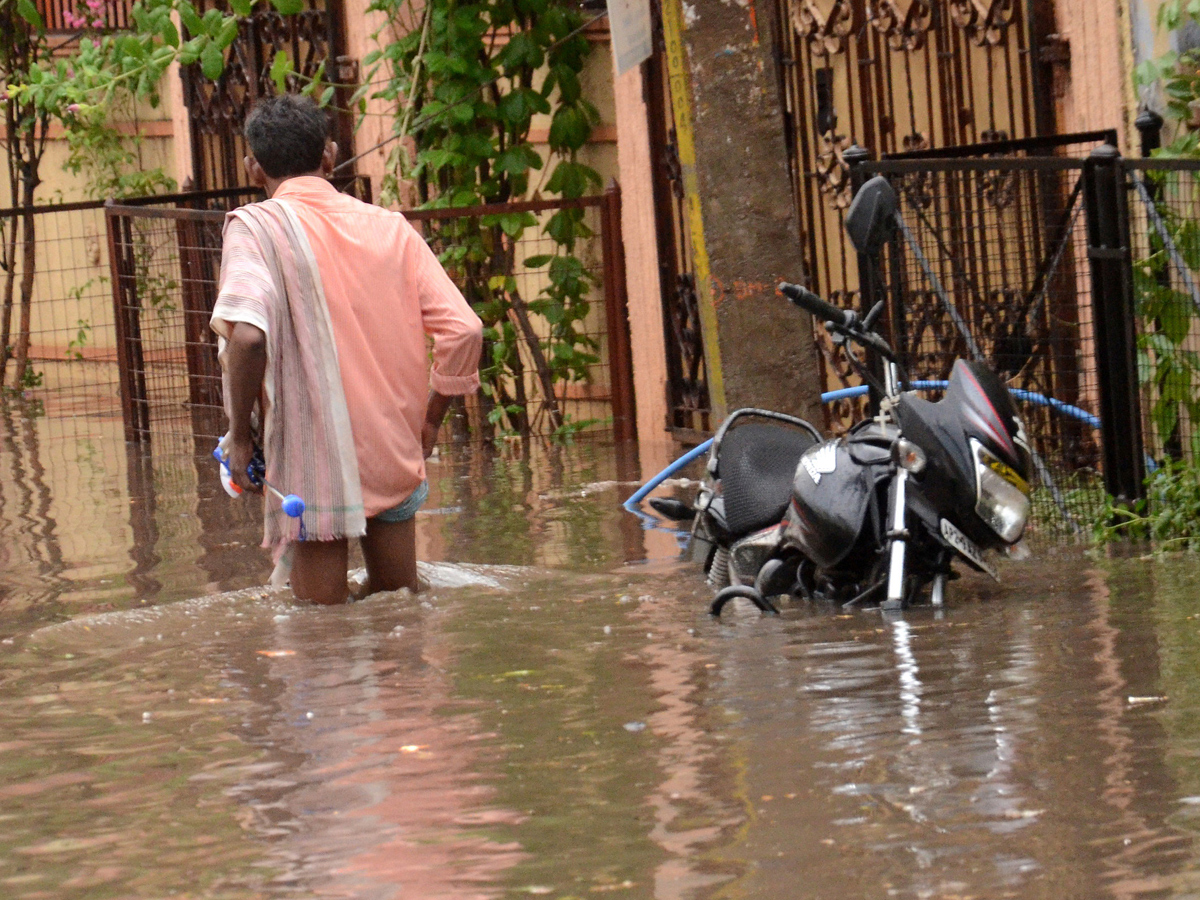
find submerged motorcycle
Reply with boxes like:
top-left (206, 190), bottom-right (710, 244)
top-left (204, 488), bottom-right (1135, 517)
top-left (657, 176), bottom-right (1033, 614)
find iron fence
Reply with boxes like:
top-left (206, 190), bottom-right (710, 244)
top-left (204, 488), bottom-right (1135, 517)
top-left (851, 156), bottom-right (1105, 534)
top-left (0, 187), bottom-right (267, 447)
top-left (104, 185), bottom-right (635, 448)
top-left (817, 142), bottom-right (1200, 536)
top-left (1125, 158), bottom-right (1200, 467)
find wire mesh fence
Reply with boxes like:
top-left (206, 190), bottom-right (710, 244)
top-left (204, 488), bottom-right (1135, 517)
top-left (105, 186), bottom-right (634, 450)
top-left (857, 156), bottom-right (1107, 535)
top-left (0, 188), bottom-right (265, 447)
top-left (1125, 159), bottom-right (1200, 466)
top-left (405, 192), bottom-right (633, 444)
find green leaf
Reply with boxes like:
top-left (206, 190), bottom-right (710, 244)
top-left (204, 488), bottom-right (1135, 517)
top-left (161, 17), bottom-right (180, 48)
top-left (545, 160), bottom-right (600, 199)
top-left (179, 37), bottom-right (205, 66)
top-left (216, 17), bottom-right (240, 48)
top-left (231, 0), bottom-right (253, 17)
top-left (499, 211), bottom-right (535, 237)
top-left (496, 32), bottom-right (544, 73)
top-left (548, 104), bottom-right (593, 151)
top-left (200, 40), bottom-right (225, 81)
top-left (1160, 291), bottom-right (1193, 344)
top-left (549, 254), bottom-right (584, 284)
top-left (180, 3), bottom-right (204, 36)
top-left (270, 50), bottom-right (292, 93)
top-left (1162, 363), bottom-right (1194, 403)
top-left (553, 65), bottom-right (581, 104)
top-left (1135, 59), bottom-right (1161, 89)
top-left (1154, 395), bottom-right (1179, 442)
top-left (16, 0), bottom-right (44, 31)
top-left (271, 0), bottom-right (305, 14)
top-left (201, 7), bottom-right (225, 29)
top-left (545, 209), bottom-right (578, 245)
top-left (494, 144), bottom-right (542, 176)
top-left (319, 85), bottom-right (335, 107)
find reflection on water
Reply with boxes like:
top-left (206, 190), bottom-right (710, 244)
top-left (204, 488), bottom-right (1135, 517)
top-left (4, 398), bottom-right (1200, 897)
top-left (0, 392), bottom-right (659, 626)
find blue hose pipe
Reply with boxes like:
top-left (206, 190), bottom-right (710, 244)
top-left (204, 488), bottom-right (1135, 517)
top-left (622, 438), bottom-right (712, 512)
top-left (626, 382), bottom-right (1103, 516)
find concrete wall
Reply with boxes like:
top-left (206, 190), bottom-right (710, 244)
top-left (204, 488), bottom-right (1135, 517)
top-left (1049, 0), bottom-right (1140, 151)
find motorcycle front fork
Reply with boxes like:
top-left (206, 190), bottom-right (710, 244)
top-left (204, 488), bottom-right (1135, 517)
top-left (884, 468), bottom-right (948, 609)
top-left (884, 469), bottom-right (908, 608)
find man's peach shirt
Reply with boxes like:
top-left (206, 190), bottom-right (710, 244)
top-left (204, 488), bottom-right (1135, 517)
top-left (213, 177), bottom-right (483, 518)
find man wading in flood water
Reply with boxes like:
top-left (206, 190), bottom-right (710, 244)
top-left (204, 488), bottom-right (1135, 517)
top-left (211, 95), bottom-right (483, 604)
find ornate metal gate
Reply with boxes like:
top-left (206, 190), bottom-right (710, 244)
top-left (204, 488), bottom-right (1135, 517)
top-left (180, 0), bottom-right (355, 191)
top-left (775, 0), bottom-right (1040, 307)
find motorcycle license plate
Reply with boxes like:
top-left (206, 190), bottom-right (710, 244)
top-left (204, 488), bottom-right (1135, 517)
top-left (940, 518), bottom-right (999, 582)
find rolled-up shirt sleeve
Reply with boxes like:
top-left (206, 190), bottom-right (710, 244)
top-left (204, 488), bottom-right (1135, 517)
top-left (407, 223), bottom-right (483, 395)
top-left (212, 217), bottom-right (274, 341)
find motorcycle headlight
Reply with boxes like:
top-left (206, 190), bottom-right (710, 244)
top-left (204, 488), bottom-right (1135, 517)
top-left (971, 438), bottom-right (1030, 543)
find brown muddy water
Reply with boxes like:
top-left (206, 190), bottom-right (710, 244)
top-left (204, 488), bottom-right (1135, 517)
top-left (3, 402), bottom-right (1200, 899)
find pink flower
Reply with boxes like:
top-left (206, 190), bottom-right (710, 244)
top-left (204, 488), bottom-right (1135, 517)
top-left (67, 103), bottom-right (80, 113)
top-left (63, 11), bottom-right (86, 28)
top-left (84, 0), bottom-right (103, 10)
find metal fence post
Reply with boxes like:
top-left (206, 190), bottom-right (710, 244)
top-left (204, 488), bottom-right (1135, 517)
top-left (1136, 108), bottom-right (1164, 158)
top-left (105, 202), bottom-right (150, 446)
top-left (1082, 143), bottom-right (1145, 504)
top-left (1133, 108), bottom-right (1185, 458)
top-left (600, 181), bottom-right (638, 443)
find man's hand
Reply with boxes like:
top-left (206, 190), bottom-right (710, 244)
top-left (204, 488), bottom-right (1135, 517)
top-left (423, 389), bottom-right (452, 460)
top-left (225, 436), bottom-right (262, 494)
top-left (421, 421), bottom-right (440, 460)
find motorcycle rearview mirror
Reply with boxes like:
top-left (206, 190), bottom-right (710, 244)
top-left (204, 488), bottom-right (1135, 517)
top-left (862, 299), bottom-right (885, 331)
top-left (845, 175), bottom-right (899, 256)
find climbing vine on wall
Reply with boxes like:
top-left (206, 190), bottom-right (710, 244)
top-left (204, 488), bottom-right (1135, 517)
top-left (361, 0), bottom-right (603, 438)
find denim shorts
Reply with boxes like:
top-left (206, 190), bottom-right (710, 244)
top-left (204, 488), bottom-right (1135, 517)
top-left (373, 480), bottom-right (428, 523)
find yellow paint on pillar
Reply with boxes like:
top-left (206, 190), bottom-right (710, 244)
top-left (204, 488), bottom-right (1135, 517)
top-left (660, 0), bottom-right (727, 419)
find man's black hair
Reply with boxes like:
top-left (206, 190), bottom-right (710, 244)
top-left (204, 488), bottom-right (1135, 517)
top-left (243, 94), bottom-right (330, 179)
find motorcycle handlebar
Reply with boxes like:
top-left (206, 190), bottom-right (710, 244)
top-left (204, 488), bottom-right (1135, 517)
top-left (779, 282), bottom-right (853, 329)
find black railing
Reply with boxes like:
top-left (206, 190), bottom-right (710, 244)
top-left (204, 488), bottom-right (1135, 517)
top-left (814, 135), bottom-right (1200, 534)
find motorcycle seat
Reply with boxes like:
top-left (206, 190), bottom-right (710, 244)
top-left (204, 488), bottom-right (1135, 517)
top-left (718, 423), bottom-right (818, 537)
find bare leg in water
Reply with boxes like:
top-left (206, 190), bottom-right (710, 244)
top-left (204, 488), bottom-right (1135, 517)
top-left (289, 516), bottom-right (418, 604)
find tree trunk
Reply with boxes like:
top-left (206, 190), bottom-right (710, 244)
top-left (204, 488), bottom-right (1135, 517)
top-left (0, 212), bottom-right (17, 389)
top-left (506, 294), bottom-right (562, 432)
top-left (498, 234), bottom-right (562, 433)
top-left (1, 96), bottom-right (20, 389)
top-left (9, 172), bottom-right (36, 391)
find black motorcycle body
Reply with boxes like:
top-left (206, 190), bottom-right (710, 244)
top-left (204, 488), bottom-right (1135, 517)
top-left (672, 175), bottom-right (1033, 614)
top-left (692, 358), bottom-right (1031, 614)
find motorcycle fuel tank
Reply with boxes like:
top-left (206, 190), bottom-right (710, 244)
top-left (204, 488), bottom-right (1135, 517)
top-left (782, 439), bottom-right (875, 569)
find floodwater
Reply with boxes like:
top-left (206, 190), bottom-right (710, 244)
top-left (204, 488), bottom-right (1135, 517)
top-left (4, 401), bottom-right (1200, 898)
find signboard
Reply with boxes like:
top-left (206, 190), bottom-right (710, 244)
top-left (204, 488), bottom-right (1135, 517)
top-left (607, 0), bottom-right (653, 76)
